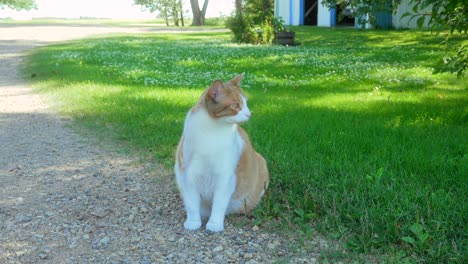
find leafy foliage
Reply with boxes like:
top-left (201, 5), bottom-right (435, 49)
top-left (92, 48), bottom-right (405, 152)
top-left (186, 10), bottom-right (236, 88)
top-left (134, 0), bottom-right (184, 26)
top-left (226, 0), bottom-right (287, 44)
top-left (407, 0), bottom-right (467, 77)
top-left (243, 0), bottom-right (273, 25)
top-left (0, 0), bottom-right (36, 10)
top-left (406, 0), bottom-right (467, 34)
top-left (435, 40), bottom-right (467, 77)
top-left (271, 16), bottom-right (291, 32)
top-left (225, 13), bottom-right (258, 43)
top-left (260, 17), bottom-right (274, 44)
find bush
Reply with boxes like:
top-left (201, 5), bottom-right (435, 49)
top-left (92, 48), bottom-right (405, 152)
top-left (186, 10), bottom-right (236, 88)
top-left (226, 0), bottom-right (277, 45)
top-left (244, 0), bottom-right (274, 25)
top-left (226, 13), bottom-right (258, 44)
top-left (260, 17), bottom-right (275, 44)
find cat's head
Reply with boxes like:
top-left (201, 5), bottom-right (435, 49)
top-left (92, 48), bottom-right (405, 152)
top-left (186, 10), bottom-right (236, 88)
top-left (204, 74), bottom-right (251, 124)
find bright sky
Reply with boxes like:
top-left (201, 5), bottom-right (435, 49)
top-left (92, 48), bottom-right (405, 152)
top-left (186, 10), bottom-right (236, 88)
top-left (0, 0), bottom-right (235, 20)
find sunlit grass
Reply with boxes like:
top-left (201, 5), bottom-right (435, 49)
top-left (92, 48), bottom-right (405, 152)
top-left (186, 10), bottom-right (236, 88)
top-left (0, 17), bottom-right (229, 30)
top-left (25, 27), bottom-right (467, 263)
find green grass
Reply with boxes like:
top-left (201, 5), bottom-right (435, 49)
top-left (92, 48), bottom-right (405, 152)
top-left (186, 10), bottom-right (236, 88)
top-left (0, 17), bottom-right (160, 26)
top-left (24, 27), bottom-right (467, 263)
top-left (0, 17), bottom-right (228, 28)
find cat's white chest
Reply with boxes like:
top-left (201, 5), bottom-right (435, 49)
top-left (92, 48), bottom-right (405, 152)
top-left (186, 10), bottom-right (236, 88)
top-left (182, 109), bottom-right (243, 196)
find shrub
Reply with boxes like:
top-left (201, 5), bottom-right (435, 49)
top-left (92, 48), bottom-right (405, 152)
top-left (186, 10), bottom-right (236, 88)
top-left (225, 13), bottom-right (258, 44)
top-left (260, 17), bottom-right (275, 44)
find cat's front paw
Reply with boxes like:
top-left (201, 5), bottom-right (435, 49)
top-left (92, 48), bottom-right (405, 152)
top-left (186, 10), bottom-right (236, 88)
top-left (184, 220), bottom-right (202, 230)
top-left (206, 221), bottom-right (224, 232)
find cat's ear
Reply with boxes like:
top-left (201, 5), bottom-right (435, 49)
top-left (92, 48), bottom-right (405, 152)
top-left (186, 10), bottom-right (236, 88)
top-left (207, 80), bottom-right (224, 102)
top-left (229, 73), bottom-right (244, 86)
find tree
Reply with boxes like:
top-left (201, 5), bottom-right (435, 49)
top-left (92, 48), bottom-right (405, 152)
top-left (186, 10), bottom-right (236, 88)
top-left (244, 0), bottom-right (273, 24)
top-left (320, 0), bottom-right (467, 77)
top-left (174, 0), bottom-right (185, 26)
top-left (134, 0), bottom-right (185, 26)
top-left (189, 0), bottom-right (209, 26)
top-left (0, 0), bottom-right (36, 10)
top-left (226, 0), bottom-right (276, 44)
top-left (235, 0), bottom-right (241, 12)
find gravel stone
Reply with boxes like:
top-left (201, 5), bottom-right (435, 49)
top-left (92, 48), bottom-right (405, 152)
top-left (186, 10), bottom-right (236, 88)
top-left (15, 214), bottom-right (32, 223)
top-left (0, 24), bottom-right (328, 264)
top-left (99, 236), bottom-right (111, 246)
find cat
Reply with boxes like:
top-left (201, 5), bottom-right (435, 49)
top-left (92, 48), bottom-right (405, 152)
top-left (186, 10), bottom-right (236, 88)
top-left (174, 74), bottom-right (269, 232)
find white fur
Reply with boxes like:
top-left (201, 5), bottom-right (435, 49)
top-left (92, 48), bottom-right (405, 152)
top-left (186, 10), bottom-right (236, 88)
top-left (175, 96), bottom-right (251, 232)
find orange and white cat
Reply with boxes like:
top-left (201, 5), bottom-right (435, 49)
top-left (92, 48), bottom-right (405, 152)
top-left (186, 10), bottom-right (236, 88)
top-left (175, 74), bottom-right (269, 232)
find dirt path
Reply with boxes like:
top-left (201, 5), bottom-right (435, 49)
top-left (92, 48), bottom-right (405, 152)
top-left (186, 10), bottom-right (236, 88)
top-left (0, 24), bottom-right (325, 263)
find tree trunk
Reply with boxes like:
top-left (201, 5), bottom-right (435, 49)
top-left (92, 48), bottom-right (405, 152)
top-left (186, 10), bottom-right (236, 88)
top-left (179, 0), bottom-right (185, 26)
top-left (190, 0), bottom-right (209, 26)
top-left (163, 7), bottom-right (169, 26)
top-left (173, 4), bottom-right (179, 26)
top-left (235, 0), bottom-right (242, 13)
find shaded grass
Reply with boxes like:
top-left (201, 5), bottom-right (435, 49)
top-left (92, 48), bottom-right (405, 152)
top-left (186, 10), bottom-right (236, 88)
top-left (24, 27), bottom-right (467, 263)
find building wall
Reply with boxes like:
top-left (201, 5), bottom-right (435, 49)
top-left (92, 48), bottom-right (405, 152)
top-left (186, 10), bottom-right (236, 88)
top-left (317, 1), bottom-right (331, 27)
top-left (393, 0), bottom-right (430, 29)
top-left (275, 0), bottom-right (301, 26)
top-left (275, 0), bottom-right (290, 24)
top-left (275, 0), bottom-right (431, 29)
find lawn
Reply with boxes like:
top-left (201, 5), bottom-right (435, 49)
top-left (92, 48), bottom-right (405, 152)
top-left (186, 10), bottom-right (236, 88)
top-left (0, 17), bottom-right (227, 27)
top-left (24, 26), bottom-right (467, 263)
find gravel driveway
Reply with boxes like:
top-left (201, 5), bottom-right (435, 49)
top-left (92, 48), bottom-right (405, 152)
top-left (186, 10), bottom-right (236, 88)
top-left (0, 24), bottom-right (325, 263)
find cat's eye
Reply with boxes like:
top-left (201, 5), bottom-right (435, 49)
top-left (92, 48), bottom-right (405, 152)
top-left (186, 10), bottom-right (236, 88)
top-left (231, 103), bottom-right (240, 109)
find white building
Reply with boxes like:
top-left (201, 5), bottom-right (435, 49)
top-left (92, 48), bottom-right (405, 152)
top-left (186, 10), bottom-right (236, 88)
top-left (274, 0), bottom-right (429, 29)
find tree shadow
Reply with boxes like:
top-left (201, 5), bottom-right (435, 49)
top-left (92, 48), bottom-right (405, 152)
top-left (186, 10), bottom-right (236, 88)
top-left (248, 91), bottom-right (466, 256)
